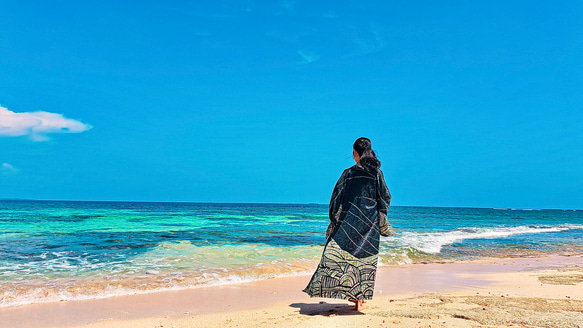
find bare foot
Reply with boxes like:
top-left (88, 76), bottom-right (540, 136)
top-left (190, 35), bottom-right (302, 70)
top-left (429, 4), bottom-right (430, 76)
top-left (349, 299), bottom-right (366, 311)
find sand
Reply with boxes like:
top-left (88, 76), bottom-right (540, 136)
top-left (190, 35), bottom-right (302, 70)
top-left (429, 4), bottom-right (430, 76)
top-left (1, 255), bottom-right (582, 328)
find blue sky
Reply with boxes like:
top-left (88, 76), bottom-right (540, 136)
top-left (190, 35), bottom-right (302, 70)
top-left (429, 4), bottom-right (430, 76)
top-left (1, 1), bottom-right (582, 209)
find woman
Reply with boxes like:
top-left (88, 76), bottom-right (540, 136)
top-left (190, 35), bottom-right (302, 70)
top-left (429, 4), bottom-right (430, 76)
top-left (303, 137), bottom-right (394, 311)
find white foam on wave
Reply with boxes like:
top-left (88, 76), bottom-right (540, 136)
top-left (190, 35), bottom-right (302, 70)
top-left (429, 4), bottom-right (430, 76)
top-left (392, 225), bottom-right (571, 254)
top-left (0, 258), bottom-right (319, 309)
top-left (0, 268), bottom-right (316, 309)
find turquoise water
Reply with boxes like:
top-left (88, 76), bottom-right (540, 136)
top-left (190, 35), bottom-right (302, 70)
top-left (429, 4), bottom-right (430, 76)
top-left (1, 200), bottom-right (582, 307)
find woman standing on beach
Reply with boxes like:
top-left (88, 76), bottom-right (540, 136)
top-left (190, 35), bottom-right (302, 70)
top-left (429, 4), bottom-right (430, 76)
top-left (303, 137), bottom-right (395, 311)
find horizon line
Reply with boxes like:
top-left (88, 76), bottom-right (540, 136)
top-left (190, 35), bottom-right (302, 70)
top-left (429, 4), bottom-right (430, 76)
top-left (1, 198), bottom-right (581, 211)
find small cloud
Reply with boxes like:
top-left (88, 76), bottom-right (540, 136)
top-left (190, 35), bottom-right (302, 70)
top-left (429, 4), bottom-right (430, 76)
top-left (322, 11), bottom-right (339, 19)
top-left (281, 0), bottom-right (295, 12)
top-left (343, 23), bottom-right (387, 58)
top-left (0, 105), bottom-right (92, 141)
top-left (297, 50), bottom-right (320, 64)
top-left (1, 163), bottom-right (19, 175)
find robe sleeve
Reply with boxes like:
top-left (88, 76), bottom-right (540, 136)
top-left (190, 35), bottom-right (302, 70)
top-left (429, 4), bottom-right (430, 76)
top-left (377, 169), bottom-right (395, 237)
top-left (326, 169), bottom-right (348, 239)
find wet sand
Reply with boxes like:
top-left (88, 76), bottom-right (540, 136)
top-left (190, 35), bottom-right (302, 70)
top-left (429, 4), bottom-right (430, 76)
top-left (1, 255), bottom-right (582, 328)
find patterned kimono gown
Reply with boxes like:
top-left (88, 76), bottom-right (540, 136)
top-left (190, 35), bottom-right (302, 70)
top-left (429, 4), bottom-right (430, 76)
top-left (303, 165), bottom-right (394, 301)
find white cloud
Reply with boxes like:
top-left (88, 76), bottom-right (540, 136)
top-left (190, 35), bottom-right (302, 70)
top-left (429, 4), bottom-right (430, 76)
top-left (0, 105), bottom-right (92, 141)
top-left (343, 23), bottom-right (387, 58)
top-left (281, 0), bottom-right (295, 12)
top-left (1, 163), bottom-right (19, 175)
top-left (297, 50), bottom-right (320, 64)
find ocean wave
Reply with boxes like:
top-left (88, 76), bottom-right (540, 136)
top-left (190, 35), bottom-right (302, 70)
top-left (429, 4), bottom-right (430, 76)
top-left (0, 243), bottom-right (323, 282)
top-left (0, 260), bottom-right (318, 308)
top-left (387, 225), bottom-right (573, 254)
top-left (0, 242), bottom-right (324, 308)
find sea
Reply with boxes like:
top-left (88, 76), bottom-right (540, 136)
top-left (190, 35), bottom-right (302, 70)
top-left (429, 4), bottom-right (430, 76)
top-left (1, 200), bottom-right (582, 308)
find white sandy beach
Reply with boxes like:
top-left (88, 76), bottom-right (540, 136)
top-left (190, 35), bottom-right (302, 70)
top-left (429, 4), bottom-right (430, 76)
top-left (1, 255), bottom-right (582, 328)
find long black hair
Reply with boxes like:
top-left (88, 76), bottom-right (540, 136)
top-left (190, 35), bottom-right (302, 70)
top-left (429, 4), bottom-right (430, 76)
top-left (353, 137), bottom-right (381, 170)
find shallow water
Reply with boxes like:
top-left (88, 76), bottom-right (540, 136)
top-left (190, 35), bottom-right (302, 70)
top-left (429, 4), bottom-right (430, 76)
top-left (1, 200), bottom-right (582, 307)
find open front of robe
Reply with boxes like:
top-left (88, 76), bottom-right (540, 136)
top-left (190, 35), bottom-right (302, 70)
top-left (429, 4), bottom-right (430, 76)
top-left (303, 165), bottom-right (393, 301)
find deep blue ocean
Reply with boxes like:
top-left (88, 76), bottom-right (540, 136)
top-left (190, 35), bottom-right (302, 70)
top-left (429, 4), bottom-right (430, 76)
top-left (1, 200), bottom-right (582, 307)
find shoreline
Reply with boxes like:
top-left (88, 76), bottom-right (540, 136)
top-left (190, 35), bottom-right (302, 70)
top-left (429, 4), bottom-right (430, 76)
top-left (4, 248), bottom-right (582, 310)
top-left (1, 254), bottom-right (582, 328)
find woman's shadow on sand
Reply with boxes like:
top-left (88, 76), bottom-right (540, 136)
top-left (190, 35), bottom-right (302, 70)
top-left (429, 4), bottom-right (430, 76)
top-left (289, 302), bottom-right (365, 316)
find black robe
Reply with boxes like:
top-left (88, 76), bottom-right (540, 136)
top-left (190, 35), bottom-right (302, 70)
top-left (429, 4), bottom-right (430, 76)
top-left (303, 165), bottom-right (393, 301)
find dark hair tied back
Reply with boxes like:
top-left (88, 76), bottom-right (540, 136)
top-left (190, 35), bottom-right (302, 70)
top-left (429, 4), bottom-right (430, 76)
top-left (353, 137), bottom-right (381, 170)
